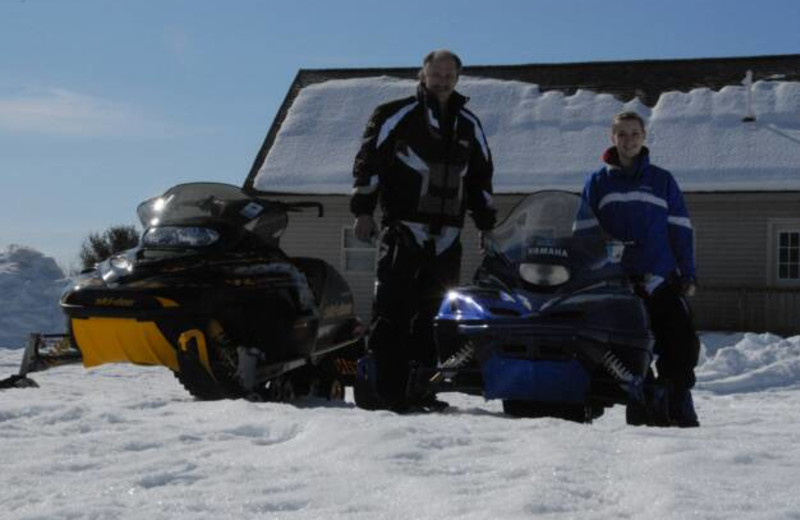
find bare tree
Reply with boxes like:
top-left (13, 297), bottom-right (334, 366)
top-left (79, 225), bottom-right (139, 270)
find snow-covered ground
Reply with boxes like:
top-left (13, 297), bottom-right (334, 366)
top-left (2, 331), bottom-right (799, 520)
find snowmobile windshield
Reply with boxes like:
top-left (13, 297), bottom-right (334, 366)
top-left (488, 191), bottom-right (622, 286)
top-left (136, 182), bottom-right (289, 248)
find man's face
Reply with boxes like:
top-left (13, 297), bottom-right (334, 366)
top-left (611, 119), bottom-right (646, 162)
top-left (422, 57), bottom-right (459, 104)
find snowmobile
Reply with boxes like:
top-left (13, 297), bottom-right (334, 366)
top-left (3, 183), bottom-right (365, 401)
top-left (356, 190), bottom-right (658, 423)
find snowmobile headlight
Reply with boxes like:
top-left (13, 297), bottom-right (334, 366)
top-left (443, 291), bottom-right (487, 320)
top-left (142, 226), bottom-right (220, 248)
top-left (98, 255), bottom-right (135, 283)
top-left (109, 256), bottom-right (133, 272)
top-left (519, 263), bottom-right (570, 286)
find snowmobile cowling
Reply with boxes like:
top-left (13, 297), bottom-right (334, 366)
top-left (58, 182), bottom-right (365, 401)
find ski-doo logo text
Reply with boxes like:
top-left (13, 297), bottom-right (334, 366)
top-left (528, 247), bottom-right (568, 258)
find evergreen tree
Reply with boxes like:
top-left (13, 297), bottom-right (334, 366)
top-left (79, 225), bottom-right (139, 270)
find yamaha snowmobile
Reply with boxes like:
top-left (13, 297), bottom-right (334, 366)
top-left (54, 182), bottom-right (364, 401)
top-left (357, 190), bottom-right (658, 423)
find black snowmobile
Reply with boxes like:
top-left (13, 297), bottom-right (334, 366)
top-left (13, 182), bottom-right (365, 401)
top-left (357, 190), bottom-right (659, 423)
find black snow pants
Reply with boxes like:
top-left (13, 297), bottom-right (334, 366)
top-left (645, 279), bottom-right (701, 391)
top-left (368, 224), bottom-right (462, 407)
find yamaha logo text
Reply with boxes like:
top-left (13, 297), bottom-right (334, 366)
top-left (528, 247), bottom-right (568, 258)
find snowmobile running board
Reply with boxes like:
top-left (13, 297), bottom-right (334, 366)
top-left (1, 331), bottom-right (361, 394)
top-left (0, 332), bottom-right (80, 390)
top-left (236, 338), bottom-right (361, 393)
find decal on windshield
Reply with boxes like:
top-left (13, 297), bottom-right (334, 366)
top-left (240, 201), bottom-right (264, 219)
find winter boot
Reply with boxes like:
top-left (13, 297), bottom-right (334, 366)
top-left (625, 377), bottom-right (649, 426)
top-left (626, 378), bottom-right (670, 427)
top-left (670, 388), bottom-right (700, 428)
top-left (414, 392), bottom-right (450, 412)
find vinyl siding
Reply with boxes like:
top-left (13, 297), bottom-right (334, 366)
top-left (685, 192), bottom-right (800, 334)
top-left (686, 193), bottom-right (800, 287)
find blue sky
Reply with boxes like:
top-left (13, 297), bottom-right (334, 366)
top-left (1, 0), bottom-right (798, 270)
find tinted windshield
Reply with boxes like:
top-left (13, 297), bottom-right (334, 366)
top-left (490, 191), bottom-right (618, 270)
top-left (137, 183), bottom-right (271, 228)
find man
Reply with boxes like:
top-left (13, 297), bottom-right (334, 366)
top-left (574, 111), bottom-right (700, 427)
top-left (351, 49), bottom-right (496, 412)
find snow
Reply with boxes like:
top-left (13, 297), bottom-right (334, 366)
top-left (253, 76), bottom-right (800, 194)
top-left (0, 245), bottom-right (68, 348)
top-left (0, 250), bottom-right (799, 517)
top-left (2, 331), bottom-right (800, 519)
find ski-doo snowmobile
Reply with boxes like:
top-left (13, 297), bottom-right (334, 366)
top-left (59, 182), bottom-right (364, 401)
top-left (359, 190), bottom-right (657, 423)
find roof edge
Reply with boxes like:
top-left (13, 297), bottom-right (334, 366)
top-left (296, 52), bottom-right (800, 76)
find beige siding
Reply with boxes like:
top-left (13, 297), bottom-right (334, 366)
top-left (686, 193), bottom-right (800, 287)
top-left (691, 288), bottom-right (800, 336)
top-left (685, 192), bottom-right (800, 333)
top-left (269, 192), bottom-right (800, 334)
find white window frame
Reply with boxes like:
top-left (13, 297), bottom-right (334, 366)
top-left (767, 219), bottom-right (800, 287)
top-left (341, 226), bottom-right (377, 273)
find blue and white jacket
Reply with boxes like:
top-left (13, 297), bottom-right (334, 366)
top-left (574, 147), bottom-right (696, 284)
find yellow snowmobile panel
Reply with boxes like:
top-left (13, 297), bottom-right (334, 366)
top-left (72, 318), bottom-right (179, 371)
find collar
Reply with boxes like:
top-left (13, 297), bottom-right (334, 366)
top-left (417, 84), bottom-right (467, 133)
top-left (603, 146), bottom-right (651, 178)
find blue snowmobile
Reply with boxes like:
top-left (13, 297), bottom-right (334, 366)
top-left (357, 190), bottom-right (660, 423)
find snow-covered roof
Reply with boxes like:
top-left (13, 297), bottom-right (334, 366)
top-left (252, 76), bottom-right (800, 194)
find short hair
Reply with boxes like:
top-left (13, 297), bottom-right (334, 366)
top-left (612, 111), bottom-right (647, 132)
top-left (418, 49), bottom-right (463, 81)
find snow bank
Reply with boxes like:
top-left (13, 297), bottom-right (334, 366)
top-left (253, 76), bottom-right (800, 194)
top-left (697, 332), bottom-right (800, 394)
top-left (0, 245), bottom-right (68, 348)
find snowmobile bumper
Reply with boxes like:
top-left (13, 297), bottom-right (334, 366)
top-left (435, 319), bottom-right (653, 405)
top-left (62, 286), bottom-right (219, 374)
top-left (480, 354), bottom-right (590, 402)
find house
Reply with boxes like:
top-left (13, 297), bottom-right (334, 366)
top-left (244, 54), bottom-right (800, 335)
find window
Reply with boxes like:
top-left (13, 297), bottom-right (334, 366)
top-left (342, 227), bottom-right (376, 272)
top-left (778, 231), bottom-right (800, 281)
top-left (768, 220), bottom-right (800, 286)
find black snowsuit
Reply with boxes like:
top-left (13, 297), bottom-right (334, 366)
top-left (643, 277), bottom-right (700, 391)
top-left (351, 85), bottom-right (496, 408)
